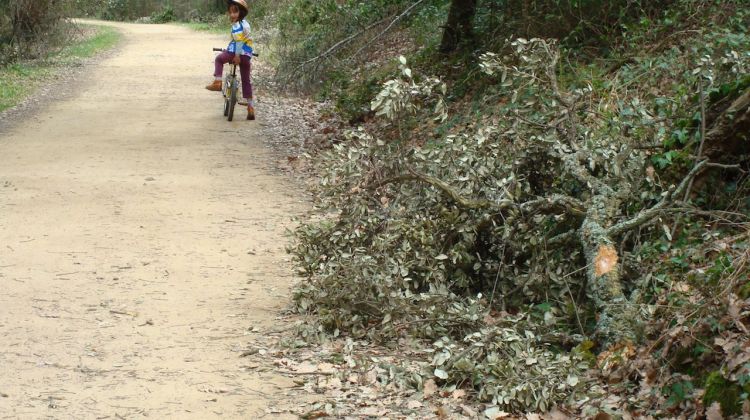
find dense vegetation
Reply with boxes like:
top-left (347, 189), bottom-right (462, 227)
top-left (274, 0), bottom-right (750, 416)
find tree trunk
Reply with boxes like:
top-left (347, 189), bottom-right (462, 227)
top-left (704, 86), bottom-right (750, 163)
top-left (579, 194), bottom-right (636, 345)
top-left (439, 0), bottom-right (477, 53)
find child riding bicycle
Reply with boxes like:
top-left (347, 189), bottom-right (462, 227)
top-left (206, 0), bottom-right (255, 120)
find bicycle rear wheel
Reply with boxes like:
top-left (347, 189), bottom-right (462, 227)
top-left (227, 80), bottom-right (238, 121)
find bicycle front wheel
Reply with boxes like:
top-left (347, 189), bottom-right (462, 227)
top-left (227, 81), bottom-right (238, 121)
top-left (222, 78), bottom-right (230, 116)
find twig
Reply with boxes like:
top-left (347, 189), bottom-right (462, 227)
top-left (109, 309), bottom-right (137, 317)
top-left (606, 29), bottom-right (703, 74)
top-left (557, 263), bottom-right (591, 337)
top-left (488, 266), bottom-right (501, 309)
top-left (287, 17), bottom-right (390, 77)
top-left (276, 370), bottom-right (333, 376)
top-left (608, 160), bottom-right (741, 237)
top-left (445, 330), bottom-right (498, 371)
top-left (680, 79), bottom-right (709, 203)
top-left (349, 0), bottom-right (428, 59)
top-left (369, 167), bottom-right (586, 217)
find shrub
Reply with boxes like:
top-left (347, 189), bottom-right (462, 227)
top-left (290, 3), bottom-right (750, 412)
top-left (0, 0), bottom-right (72, 63)
top-left (150, 5), bottom-right (175, 23)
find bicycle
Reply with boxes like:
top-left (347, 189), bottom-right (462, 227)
top-left (212, 48), bottom-right (258, 122)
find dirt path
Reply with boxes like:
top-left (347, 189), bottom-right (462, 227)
top-left (0, 21), bottom-right (304, 419)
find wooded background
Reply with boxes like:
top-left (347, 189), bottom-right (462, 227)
top-left (0, 0), bottom-right (221, 56)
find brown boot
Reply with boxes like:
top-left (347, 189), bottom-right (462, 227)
top-left (205, 80), bottom-right (222, 91)
top-left (247, 104), bottom-right (255, 120)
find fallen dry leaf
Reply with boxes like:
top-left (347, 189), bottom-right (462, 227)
top-left (542, 408), bottom-right (570, 420)
top-left (484, 406), bottom-right (511, 419)
top-left (322, 377), bottom-right (342, 389)
top-left (406, 400), bottom-right (423, 409)
top-left (294, 362), bottom-right (317, 373)
top-left (423, 379), bottom-right (438, 398)
top-left (460, 404), bottom-right (476, 417)
top-left (316, 362), bottom-right (336, 374)
top-left (706, 402), bottom-right (723, 420)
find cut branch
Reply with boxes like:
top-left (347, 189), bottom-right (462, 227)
top-left (404, 167), bottom-right (506, 210)
top-left (368, 167), bottom-right (587, 218)
top-left (607, 160), bottom-right (742, 237)
top-left (521, 194), bottom-right (586, 218)
top-left (557, 148), bottom-right (614, 195)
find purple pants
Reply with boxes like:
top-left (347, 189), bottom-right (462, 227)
top-left (214, 51), bottom-right (253, 99)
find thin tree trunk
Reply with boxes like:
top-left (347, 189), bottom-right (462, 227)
top-left (704, 86), bottom-right (750, 162)
top-left (439, 0), bottom-right (477, 53)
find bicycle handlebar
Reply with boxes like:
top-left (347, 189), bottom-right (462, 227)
top-left (212, 47), bottom-right (259, 57)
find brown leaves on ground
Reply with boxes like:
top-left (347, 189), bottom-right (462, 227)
top-left (238, 323), bottom-right (589, 419)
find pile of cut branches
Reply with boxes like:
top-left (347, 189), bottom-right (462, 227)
top-left (289, 1), bottom-right (749, 415)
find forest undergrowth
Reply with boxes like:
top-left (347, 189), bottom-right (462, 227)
top-left (274, 0), bottom-right (750, 417)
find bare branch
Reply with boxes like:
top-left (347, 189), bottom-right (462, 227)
top-left (404, 167), bottom-right (506, 210)
top-left (521, 194), bottom-right (586, 218)
top-left (286, 16), bottom-right (390, 78)
top-left (556, 148), bottom-right (614, 196)
top-left (368, 168), bottom-right (586, 218)
top-left (286, 0), bottom-right (428, 79)
top-left (547, 230), bottom-right (578, 246)
top-left (349, 0), bottom-right (428, 60)
top-left (608, 160), bottom-right (742, 237)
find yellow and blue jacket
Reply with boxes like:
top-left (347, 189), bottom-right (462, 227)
top-left (227, 19), bottom-right (253, 57)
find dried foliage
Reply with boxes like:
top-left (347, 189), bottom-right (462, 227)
top-left (290, 1), bottom-right (750, 414)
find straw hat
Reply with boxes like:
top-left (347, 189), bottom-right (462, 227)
top-left (228, 0), bottom-right (248, 13)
